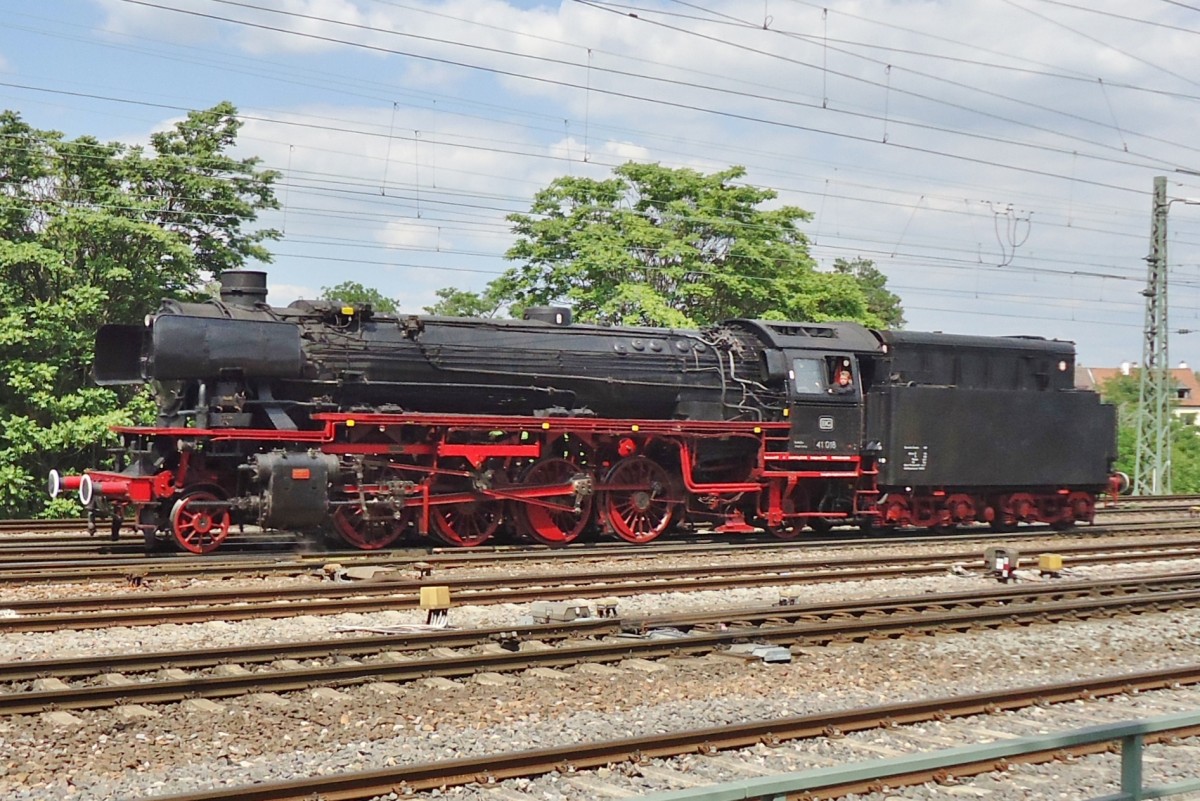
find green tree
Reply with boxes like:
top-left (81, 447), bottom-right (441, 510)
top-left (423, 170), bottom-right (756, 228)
top-left (423, 286), bottom-right (503, 317)
top-left (833, 257), bottom-right (905, 328)
top-left (1097, 374), bottom-right (1138, 481)
top-left (1172, 420), bottom-right (1200, 493)
top-left (1097, 372), bottom-right (1200, 493)
top-left (128, 101), bottom-right (279, 273)
top-left (320, 281), bottom-right (398, 314)
top-left (0, 104), bottom-right (279, 517)
top-left (434, 163), bottom-right (896, 327)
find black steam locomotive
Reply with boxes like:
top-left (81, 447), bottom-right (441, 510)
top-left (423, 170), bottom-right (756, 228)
top-left (51, 271), bottom-right (1118, 553)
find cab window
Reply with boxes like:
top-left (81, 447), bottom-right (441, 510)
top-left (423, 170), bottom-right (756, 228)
top-left (791, 358), bottom-right (826, 395)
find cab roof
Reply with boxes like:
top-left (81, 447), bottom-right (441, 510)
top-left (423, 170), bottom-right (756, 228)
top-left (724, 319), bottom-right (883, 353)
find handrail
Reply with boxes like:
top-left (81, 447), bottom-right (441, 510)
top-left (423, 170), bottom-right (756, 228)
top-left (637, 709), bottom-right (1200, 801)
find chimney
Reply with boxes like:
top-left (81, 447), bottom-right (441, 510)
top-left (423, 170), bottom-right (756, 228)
top-left (218, 270), bottom-right (268, 308)
top-left (1120, 361), bottom-right (1132, 376)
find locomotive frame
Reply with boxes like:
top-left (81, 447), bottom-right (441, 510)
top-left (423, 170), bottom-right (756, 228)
top-left (70, 411), bottom-right (872, 552)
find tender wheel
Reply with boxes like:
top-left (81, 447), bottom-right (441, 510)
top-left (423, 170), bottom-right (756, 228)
top-left (514, 458), bottom-right (593, 547)
top-left (170, 491), bottom-right (231, 554)
top-left (880, 495), bottom-right (912, 528)
top-left (945, 494), bottom-right (977, 525)
top-left (602, 457), bottom-right (678, 544)
top-left (430, 500), bottom-right (501, 547)
top-left (332, 504), bottom-right (408, 550)
top-left (989, 494), bottom-right (1022, 532)
top-left (1067, 491), bottom-right (1094, 525)
top-left (989, 504), bottom-right (1016, 533)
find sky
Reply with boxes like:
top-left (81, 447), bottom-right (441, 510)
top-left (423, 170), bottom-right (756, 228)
top-left (3, 0), bottom-right (1200, 368)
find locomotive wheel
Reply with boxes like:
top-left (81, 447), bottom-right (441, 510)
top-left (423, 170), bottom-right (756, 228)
top-left (765, 493), bottom-right (806, 540)
top-left (427, 496), bottom-right (500, 547)
top-left (425, 461), bottom-right (507, 548)
top-left (602, 456), bottom-right (678, 544)
top-left (170, 491), bottom-right (231, 554)
top-left (858, 516), bottom-right (884, 536)
top-left (767, 487), bottom-right (837, 539)
top-left (514, 458), bottom-right (593, 547)
top-left (766, 519), bottom-right (807, 540)
top-left (807, 517), bottom-right (833, 535)
top-left (332, 504), bottom-right (408, 550)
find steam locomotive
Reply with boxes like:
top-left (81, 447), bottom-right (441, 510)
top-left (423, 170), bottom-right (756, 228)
top-left (50, 271), bottom-right (1119, 553)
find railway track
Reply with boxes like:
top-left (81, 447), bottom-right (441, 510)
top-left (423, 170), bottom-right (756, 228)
top-left (6, 536), bottom-right (1200, 631)
top-left (0, 494), bottom-right (1191, 555)
top-left (0, 519), bottom-right (89, 534)
top-left (3, 520), bottom-right (1200, 586)
top-left (5, 569), bottom-right (1194, 682)
top-left (126, 663), bottom-right (1200, 801)
top-left (9, 513), bottom-right (1200, 801)
top-left (4, 572), bottom-right (1199, 716)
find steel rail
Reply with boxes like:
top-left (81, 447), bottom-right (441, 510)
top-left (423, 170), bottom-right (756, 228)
top-left (1100, 503), bottom-right (1200, 514)
top-left (0, 519), bottom-right (87, 533)
top-left (0, 512), bottom-right (1192, 568)
top-left (125, 664), bottom-right (1200, 801)
top-left (6, 538), bottom-right (1200, 617)
top-left (5, 576), bottom-right (1200, 715)
top-left (0, 519), bottom-right (1196, 587)
top-left (2, 572), bottom-right (1199, 685)
top-left (6, 547), bottom-right (1200, 635)
top-left (0, 493), bottom-right (1187, 534)
top-left (0, 566), bottom-right (948, 632)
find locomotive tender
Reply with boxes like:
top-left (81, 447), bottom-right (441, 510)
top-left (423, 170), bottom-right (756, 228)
top-left (50, 271), bottom-right (1118, 553)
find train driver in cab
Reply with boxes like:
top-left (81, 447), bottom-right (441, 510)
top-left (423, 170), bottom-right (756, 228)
top-left (833, 359), bottom-right (854, 393)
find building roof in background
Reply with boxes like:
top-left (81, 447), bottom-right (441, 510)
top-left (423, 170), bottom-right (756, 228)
top-left (1077, 366), bottom-right (1200, 408)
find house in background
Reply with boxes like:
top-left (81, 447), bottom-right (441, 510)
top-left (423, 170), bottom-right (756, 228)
top-left (1076, 363), bottom-right (1200, 426)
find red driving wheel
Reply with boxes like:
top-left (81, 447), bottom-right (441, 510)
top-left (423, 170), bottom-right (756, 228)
top-left (170, 491), bottom-right (231, 554)
top-left (601, 457), bottom-right (678, 544)
top-left (332, 503), bottom-right (408, 550)
top-left (515, 458), bottom-right (593, 546)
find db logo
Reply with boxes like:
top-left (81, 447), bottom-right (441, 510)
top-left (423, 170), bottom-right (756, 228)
top-left (818, 417), bottom-right (834, 430)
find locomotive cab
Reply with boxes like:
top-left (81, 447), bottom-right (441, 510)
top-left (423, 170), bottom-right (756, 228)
top-left (785, 353), bottom-right (863, 458)
top-left (724, 318), bottom-right (883, 459)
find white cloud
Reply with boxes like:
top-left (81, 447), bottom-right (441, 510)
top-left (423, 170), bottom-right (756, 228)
top-left (264, 281), bottom-right (319, 306)
top-left (377, 218), bottom-right (455, 251)
top-left (235, 0), bottom-right (370, 55)
top-left (69, 0), bottom-right (1200, 365)
top-left (95, 0), bottom-right (223, 44)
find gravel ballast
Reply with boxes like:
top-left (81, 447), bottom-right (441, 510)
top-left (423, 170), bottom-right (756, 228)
top-left (2, 556), bottom-right (1200, 800)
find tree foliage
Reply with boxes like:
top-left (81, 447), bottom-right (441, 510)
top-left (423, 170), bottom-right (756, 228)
top-left (833, 257), bottom-right (906, 328)
top-left (1096, 372), bottom-right (1200, 493)
top-left (320, 281), bottom-right (398, 314)
top-left (0, 103), bottom-right (279, 516)
top-left (431, 163), bottom-right (902, 327)
top-left (423, 286), bottom-right (503, 317)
